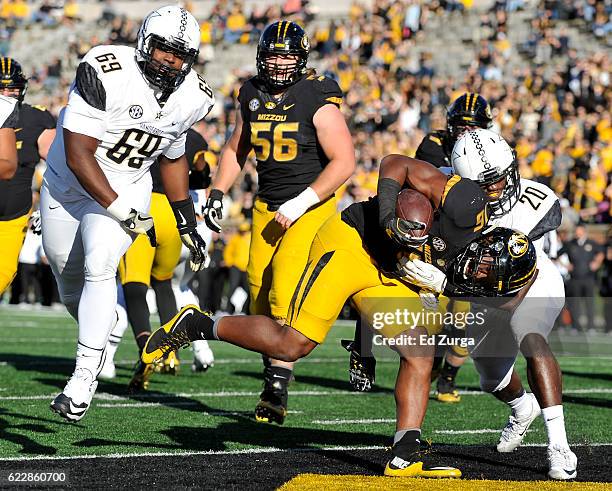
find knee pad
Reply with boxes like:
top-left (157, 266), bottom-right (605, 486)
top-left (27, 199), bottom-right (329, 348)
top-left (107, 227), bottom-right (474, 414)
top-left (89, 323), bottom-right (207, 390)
top-left (84, 249), bottom-right (120, 282)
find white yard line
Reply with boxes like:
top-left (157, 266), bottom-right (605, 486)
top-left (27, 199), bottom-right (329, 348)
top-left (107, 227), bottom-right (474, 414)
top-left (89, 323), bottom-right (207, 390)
top-left (1, 387), bottom-right (611, 402)
top-left (312, 418), bottom-right (395, 425)
top-left (0, 443), bottom-right (610, 462)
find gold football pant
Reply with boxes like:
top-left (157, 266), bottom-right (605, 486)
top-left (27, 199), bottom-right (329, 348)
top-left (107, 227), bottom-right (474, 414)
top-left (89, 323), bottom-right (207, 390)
top-left (119, 192), bottom-right (182, 286)
top-left (287, 213), bottom-right (449, 344)
top-left (247, 196), bottom-right (337, 320)
top-left (0, 212), bottom-right (29, 294)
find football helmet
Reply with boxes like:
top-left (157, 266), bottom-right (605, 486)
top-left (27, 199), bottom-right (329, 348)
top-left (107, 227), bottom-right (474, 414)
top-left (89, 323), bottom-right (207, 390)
top-left (0, 57), bottom-right (27, 104)
top-left (451, 128), bottom-right (520, 219)
top-left (256, 20), bottom-right (309, 90)
top-left (136, 6), bottom-right (200, 92)
top-left (447, 93), bottom-right (492, 141)
top-left (448, 227), bottom-right (536, 297)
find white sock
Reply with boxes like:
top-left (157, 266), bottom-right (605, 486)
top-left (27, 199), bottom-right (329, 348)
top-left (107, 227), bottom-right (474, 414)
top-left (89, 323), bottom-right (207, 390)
top-left (107, 304), bottom-right (128, 354)
top-left (75, 278), bottom-right (117, 375)
top-left (542, 405), bottom-right (569, 449)
top-left (507, 390), bottom-right (533, 419)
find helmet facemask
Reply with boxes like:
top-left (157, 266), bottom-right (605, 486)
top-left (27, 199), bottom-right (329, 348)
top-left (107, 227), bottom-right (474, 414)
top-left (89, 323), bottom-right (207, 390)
top-left (138, 33), bottom-right (198, 93)
top-left (256, 50), bottom-right (306, 90)
top-left (478, 157), bottom-right (520, 219)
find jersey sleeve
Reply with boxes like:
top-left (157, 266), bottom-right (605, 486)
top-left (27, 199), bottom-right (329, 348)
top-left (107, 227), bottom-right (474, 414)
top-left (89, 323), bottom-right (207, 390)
top-left (32, 106), bottom-right (57, 130)
top-left (185, 128), bottom-right (208, 170)
top-left (163, 131), bottom-right (187, 159)
top-left (415, 133), bottom-right (447, 167)
top-left (439, 176), bottom-right (490, 248)
top-left (62, 49), bottom-right (109, 140)
top-left (0, 95), bottom-right (18, 128)
top-left (307, 75), bottom-right (343, 113)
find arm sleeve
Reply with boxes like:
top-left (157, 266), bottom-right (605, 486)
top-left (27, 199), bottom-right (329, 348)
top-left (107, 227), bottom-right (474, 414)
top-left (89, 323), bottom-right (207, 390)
top-left (62, 62), bottom-right (107, 140)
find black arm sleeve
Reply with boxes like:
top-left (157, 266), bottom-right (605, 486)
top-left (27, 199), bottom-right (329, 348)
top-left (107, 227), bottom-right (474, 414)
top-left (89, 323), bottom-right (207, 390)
top-left (377, 177), bottom-right (401, 227)
top-left (75, 62), bottom-right (106, 111)
top-left (528, 200), bottom-right (562, 241)
top-left (170, 196), bottom-right (198, 235)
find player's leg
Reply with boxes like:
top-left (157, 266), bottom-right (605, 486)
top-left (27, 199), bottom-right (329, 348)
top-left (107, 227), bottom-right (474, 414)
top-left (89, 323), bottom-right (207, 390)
top-left (0, 212), bottom-right (29, 295)
top-left (511, 256), bottom-right (575, 479)
top-left (98, 295), bottom-right (128, 380)
top-left (341, 317), bottom-right (377, 392)
top-left (434, 300), bottom-right (470, 403)
top-left (355, 286), bottom-right (460, 478)
top-left (259, 197), bottom-right (338, 423)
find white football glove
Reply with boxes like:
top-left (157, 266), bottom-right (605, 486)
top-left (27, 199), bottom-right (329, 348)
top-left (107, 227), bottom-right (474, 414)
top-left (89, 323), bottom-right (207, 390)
top-left (28, 210), bottom-right (42, 235)
top-left (107, 196), bottom-right (157, 247)
top-left (398, 258), bottom-right (447, 294)
top-left (419, 289), bottom-right (440, 311)
top-left (202, 189), bottom-right (224, 233)
top-left (276, 187), bottom-right (320, 223)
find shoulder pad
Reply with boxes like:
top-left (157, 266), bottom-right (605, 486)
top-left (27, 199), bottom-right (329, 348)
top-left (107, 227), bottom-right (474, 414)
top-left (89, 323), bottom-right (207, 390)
top-left (305, 74), bottom-right (342, 95)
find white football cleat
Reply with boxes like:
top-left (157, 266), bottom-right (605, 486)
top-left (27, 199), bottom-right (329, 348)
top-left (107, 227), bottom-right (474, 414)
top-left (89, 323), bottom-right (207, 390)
top-left (50, 368), bottom-right (98, 422)
top-left (497, 393), bottom-right (541, 453)
top-left (192, 339), bottom-right (215, 372)
top-left (547, 444), bottom-right (577, 480)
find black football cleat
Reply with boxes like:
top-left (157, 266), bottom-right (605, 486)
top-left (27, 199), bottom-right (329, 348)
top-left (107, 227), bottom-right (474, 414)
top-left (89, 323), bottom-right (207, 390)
top-left (127, 360), bottom-right (157, 393)
top-left (436, 376), bottom-right (461, 403)
top-left (255, 367), bottom-right (289, 425)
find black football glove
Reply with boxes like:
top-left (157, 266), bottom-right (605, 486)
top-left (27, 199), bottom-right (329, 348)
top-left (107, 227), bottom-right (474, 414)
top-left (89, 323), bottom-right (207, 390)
top-left (383, 215), bottom-right (427, 248)
top-left (341, 339), bottom-right (376, 392)
top-left (171, 197), bottom-right (209, 272)
top-left (121, 210), bottom-right (157, 247)
top-left (202, 188), bottom-right (224, 233)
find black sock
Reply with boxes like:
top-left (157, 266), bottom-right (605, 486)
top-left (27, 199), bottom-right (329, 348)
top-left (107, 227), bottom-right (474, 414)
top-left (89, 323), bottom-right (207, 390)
top-left (151, 278), bottom-right (178, 325)
top-left (440, 359), bottom-right (460, 382)
top-left (123, 282), bottom-right (151, 354)
top-left (265, 366), bottom-right (292, 387)
top-left (184, 308), bottom-right (216, 341)
top-left (393, 429), bottom-right (421, 459)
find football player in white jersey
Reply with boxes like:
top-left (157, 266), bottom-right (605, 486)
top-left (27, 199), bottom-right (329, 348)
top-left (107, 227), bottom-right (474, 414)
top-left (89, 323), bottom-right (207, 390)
top-left (448, 128), bottom-right (576, 480)
top-left (40, 5), bottom-right (215, 422)
top-left (0, 93), bottom-right (18, 179)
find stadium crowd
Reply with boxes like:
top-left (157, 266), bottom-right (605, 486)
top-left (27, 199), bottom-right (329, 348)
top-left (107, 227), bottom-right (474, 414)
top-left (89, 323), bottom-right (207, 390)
top-left (1, 0), bottom-right (610, 331)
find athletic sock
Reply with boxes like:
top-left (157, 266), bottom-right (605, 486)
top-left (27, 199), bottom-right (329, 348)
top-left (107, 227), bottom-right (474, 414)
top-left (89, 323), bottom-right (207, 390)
top-left (507, 390), bottom-right (533, 419)
top-left (123, 282), bottom-right (151, 354)
top-left (542, 405), bottom-right (569, 449)
top-left (151, 278), bottom-right (178, 325)
top-left (440, 359), bottom-right (460, 382)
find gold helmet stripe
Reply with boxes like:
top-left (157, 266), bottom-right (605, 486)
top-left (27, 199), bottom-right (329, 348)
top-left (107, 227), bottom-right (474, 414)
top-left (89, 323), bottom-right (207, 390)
top-left (471, 92), bottom-right (478, 112)
top-left (465, 92), bottom-right (471, 111)
top-left (0, 57), bottom-right (5, 74)
top-left (276, 21), bottom-right (283, 43)
top-left (282, 20), bottom-right (290, 40)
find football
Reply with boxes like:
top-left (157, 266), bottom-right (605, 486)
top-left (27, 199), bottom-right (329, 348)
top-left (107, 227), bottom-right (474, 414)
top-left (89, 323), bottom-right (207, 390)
top-left (395, 188), bottom-right (434, 239)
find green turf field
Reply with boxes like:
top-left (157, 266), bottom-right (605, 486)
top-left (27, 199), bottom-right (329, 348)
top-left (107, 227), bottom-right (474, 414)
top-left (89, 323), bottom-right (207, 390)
top-left (0, 306), bottom-right (610, 461)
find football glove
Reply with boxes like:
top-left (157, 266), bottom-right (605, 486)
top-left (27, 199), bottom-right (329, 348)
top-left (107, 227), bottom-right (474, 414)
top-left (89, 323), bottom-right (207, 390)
top-left (398, 257), bottom-right (447, 294)
top-left (419, 289), bottom-right (440, 311)
top-left (383, 216), bottom-right (427, 248)
top-left (171, 197), bottom-right (210, 272)
top-left (341, 339), bottom-right (376, 392)
top-left (121, 210), bottom-right (157, 247)
top-left (28, 210), bottom-right (42, 235)
top-left (202, 189), bottom-right (224, 233)
top-left (107, 195), bottom-right (157, 247)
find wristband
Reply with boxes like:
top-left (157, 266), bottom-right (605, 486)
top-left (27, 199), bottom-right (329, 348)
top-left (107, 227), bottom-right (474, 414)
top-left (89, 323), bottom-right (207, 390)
top-left (170, 196), bottom-right (197, 234)
top-left (296, 187), bottom-right (320, 210)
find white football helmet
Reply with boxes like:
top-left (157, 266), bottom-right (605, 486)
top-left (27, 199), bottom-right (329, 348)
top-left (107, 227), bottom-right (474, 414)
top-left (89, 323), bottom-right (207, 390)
top-left (136, 5), bottom-right (200, 92)
top-left (451, 128), bottom-right (520, 218)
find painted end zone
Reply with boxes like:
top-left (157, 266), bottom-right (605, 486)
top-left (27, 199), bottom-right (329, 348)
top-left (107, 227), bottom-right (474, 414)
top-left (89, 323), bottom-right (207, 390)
top-left (279, 475), bottom-right (611, 491)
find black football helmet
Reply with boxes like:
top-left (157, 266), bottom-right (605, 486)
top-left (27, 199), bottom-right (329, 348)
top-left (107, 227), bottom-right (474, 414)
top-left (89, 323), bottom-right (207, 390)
top-left (447, 227), bottom-right (536, 297)
top-left (256, 20), bottom-right (309, 90)
top-left (447, 93), bottom-right (493, 141)
top-left (0, 57), bottom-right (27, 104)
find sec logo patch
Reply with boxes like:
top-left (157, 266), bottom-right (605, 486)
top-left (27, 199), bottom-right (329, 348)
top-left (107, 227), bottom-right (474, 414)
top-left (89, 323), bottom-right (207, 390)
top-left (129, 105), bottom-right (143, 119)
top-left (249, 98), bottom-right (260, 111)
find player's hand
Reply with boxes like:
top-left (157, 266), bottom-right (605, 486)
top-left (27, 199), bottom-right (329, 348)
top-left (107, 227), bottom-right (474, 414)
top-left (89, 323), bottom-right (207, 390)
top-left (398, 258), bottom-right (447, 294)
top-left (383, 216), bottom-right (426, 248)
top-left (180, 230), bottom-right (210, 272)
top-left (275, 187), bottom-right (320, 230)
top-left (121, 210), bottom-right (157, 247)
top-left (28, 210), bottom-right (42, 235)
top-left (419, 289), bottom-right (439, 311)
top-left (202, 189), bottom-right (224, 233)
